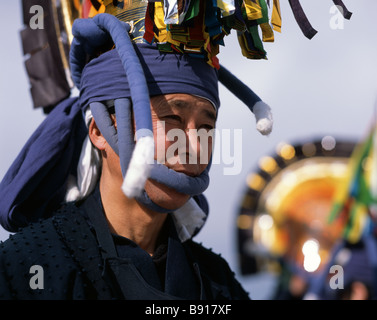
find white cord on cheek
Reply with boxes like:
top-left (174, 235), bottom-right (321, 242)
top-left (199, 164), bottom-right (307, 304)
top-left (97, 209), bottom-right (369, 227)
top-left (65, 107), bottom-right (102, 202)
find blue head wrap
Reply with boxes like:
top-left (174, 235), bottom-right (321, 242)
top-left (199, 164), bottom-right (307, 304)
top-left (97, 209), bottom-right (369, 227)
top-left (0, 14), bottom-right (217, 231)
top-left (0, 13), bottom-right (269, 232)
top-left (74, 15), bottom-right (221, 213)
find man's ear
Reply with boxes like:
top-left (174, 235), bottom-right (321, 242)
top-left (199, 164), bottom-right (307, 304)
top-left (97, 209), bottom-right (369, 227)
top-left (88, 119), bottom-right (107, 150)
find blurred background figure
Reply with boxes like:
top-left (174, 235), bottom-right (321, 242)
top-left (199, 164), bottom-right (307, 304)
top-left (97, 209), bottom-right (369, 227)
top-left (236, 126), bottom-right (377, 299)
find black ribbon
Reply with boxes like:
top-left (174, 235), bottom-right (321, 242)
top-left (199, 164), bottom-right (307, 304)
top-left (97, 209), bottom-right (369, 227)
top-left (332, 0), bottom-right (353, 20)
top-left (288, 0), bottom-right (318, 40)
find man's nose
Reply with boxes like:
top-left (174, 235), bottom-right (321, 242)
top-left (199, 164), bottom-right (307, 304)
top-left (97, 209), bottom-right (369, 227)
top-left (186, 128), bottom-right (201, 154)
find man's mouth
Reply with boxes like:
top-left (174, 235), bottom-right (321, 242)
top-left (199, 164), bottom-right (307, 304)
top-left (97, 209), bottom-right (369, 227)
top-left (174, 169), bottom-right (199, 177)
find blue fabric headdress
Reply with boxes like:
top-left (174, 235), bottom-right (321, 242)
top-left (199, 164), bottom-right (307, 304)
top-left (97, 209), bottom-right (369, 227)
top-left (72, 14), bottom-right (220, 213)
top-left (0, 13), bottom-right (272, 235)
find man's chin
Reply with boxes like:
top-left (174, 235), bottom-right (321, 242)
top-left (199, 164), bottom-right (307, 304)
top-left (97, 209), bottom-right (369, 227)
top-left (143, 179), bottom-right (190, 211)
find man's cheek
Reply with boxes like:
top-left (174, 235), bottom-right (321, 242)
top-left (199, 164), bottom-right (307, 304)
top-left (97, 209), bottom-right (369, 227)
top-left (154, 123), bottom-right (167, 163)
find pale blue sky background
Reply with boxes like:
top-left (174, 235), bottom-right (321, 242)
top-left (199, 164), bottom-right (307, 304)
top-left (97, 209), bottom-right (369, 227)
top-left (1, 1), bottom-right (377, 299)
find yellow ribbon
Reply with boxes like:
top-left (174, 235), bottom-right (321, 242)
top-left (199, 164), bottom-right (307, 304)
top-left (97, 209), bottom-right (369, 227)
top-left (154, 2), bottom-right (168, 43)
top-left (244, 0), bottom-right (263, 20)
top-left (271, 0), bottom-right (282, 32)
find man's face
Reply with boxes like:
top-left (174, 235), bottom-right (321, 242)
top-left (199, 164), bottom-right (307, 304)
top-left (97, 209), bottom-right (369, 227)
top-left (90, 93), bottom-right (216, 211)
top-left (144, 93), bottom-right (217, 210)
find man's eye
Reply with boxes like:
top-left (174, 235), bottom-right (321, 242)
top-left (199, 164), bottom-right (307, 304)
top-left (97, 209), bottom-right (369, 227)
top-left (199, 124), bottom-right (215, 131)
top-left (161, 115), bottom-right (182, 123)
